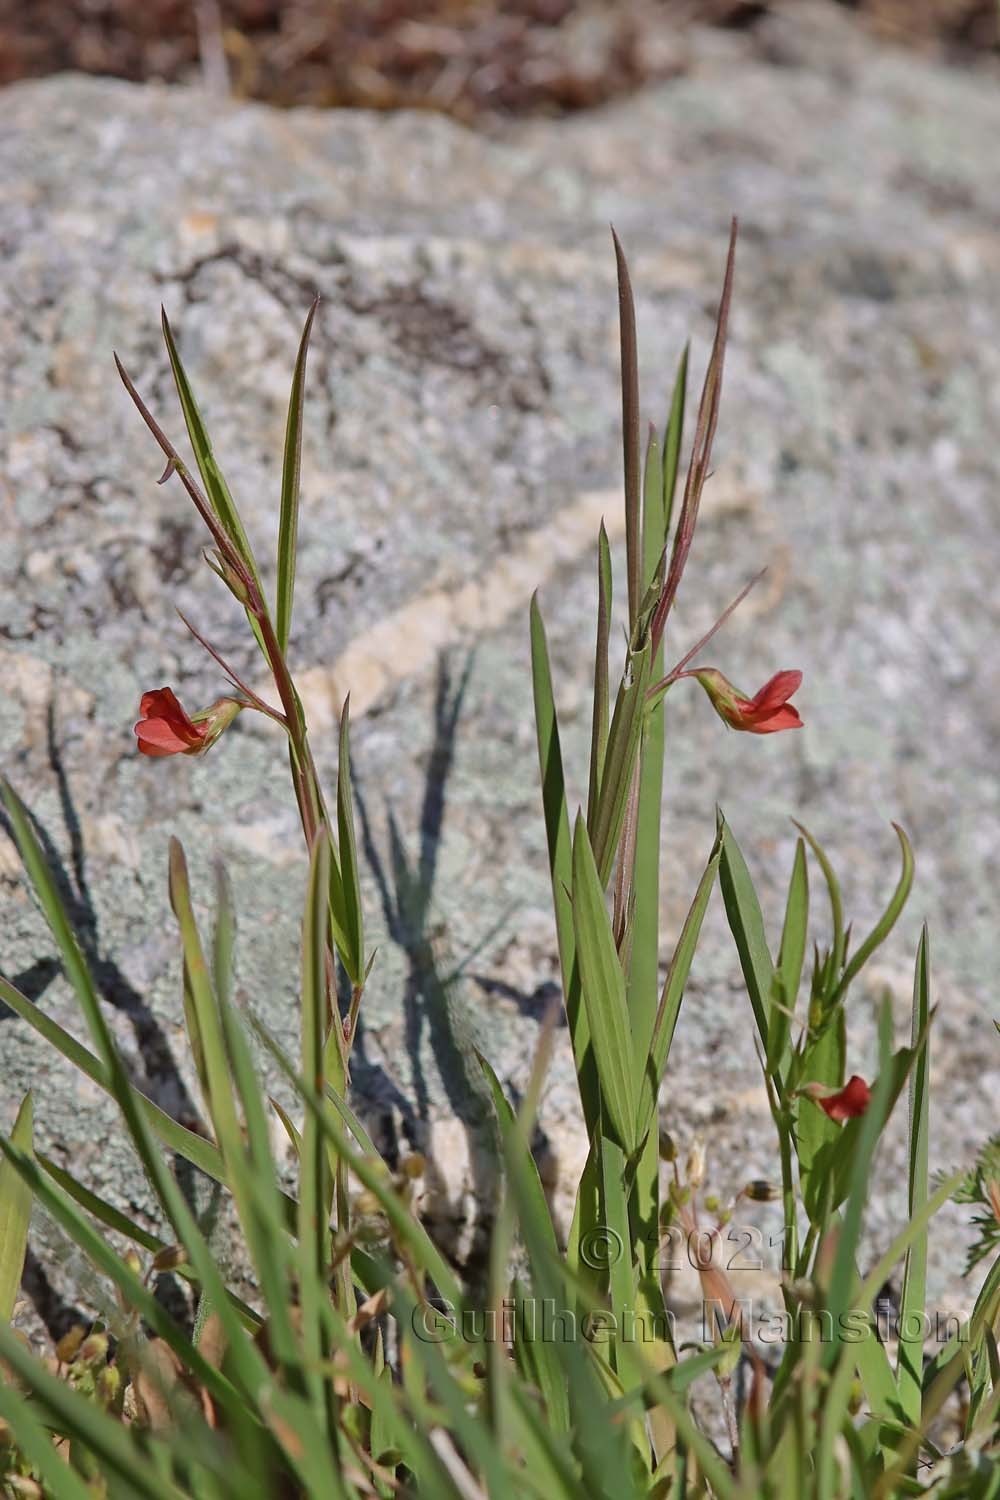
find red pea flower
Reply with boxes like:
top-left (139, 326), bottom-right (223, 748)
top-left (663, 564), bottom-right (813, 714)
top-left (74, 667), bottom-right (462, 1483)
top-left (135, 687), bottom-right (242, 758)
top-left (804, 1075), bottom-right (872, 1123)
top-left (689, 667), bottom-right (803, 734)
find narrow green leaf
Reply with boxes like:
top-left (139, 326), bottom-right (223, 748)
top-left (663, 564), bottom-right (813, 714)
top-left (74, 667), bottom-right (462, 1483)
top-left (276, 297), bottom-right (319, 653)
top-left (0, 1375), bottom-right (95, 1500)
top-left (0, 1322), bottom-right (184, 1500)
top-left (478, 1052), bottom-right (569, 1433)
top-left (587, 523), bottom-right (613, 825)
top-left (638, 830), bottom-right (721, 1139)
top-left (612, 227), bottom-right (641, 629)
top-left (589, 642), bottom-right (652, 889)
top-left (661, 342), bottom-right (689, 540)
top-left (0, 1138), bottom-right (247, 1423)
top-left (160, 308), bottom-right (262, 591)
top-left (251, 1011), bottom-right (470, 1321)
top-left (167, 843), bottom-right (305, 1392)
top-left (269, 1096), bottom-right (303, 1160)
top-left (823, 1001), bottom-right (904, 1351)
top-left (530, 595), bottom-right (598, 1136)
top-left (0, 967), bottom-right (295, 1225)
top-left (599, 1136), bottom-right (643, 1396)
top-left (571, 814), bottom-right (636, 1155)
top-left (35, 1153), bottom-right (261, 1326)
top-left (793, 820), bottom-right (846, 974)
top-left (212, 859), bottom-right (236, 1009)
top-left (298, 830), bottom-right (332, 1416)
top-left (830, 824), bottom-right (914, 1006)
top-left (767, 837), bottom-right (808, 1077)
top-left (336, 698), bottom-right (365, 985)
top-left (642, 427), bottom-right (664, 587)
top-left (37, 1151), bottom-right (159, 1254)
top-left (0, 1091), bottom-right (32, 1321)
top-left (798, 1017), bottom-right (847, 1224)
top-left (718, 812), bottom-right (774, 1050)
top-left (168, 840), bottom-right (242, 1161)
top-left (896, 926), bottom-right (931, 1429)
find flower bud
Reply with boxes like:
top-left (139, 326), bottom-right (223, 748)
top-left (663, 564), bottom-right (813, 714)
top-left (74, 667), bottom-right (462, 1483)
top-left (745, 1179), bottom-right (782, 1203)
top-left (190, 696), bottom-right (244, 751)
top-left (658, 1129), bottom-right (676, 1162)
top-left (152, 1244), bottom-right (188, 1273)
top-left (55, 1326), bottom-right (86, 1364)
top-left (79, 1333), bottom-right (109, 1364)
top-left (685, 1138), bottom-right (706, 1189)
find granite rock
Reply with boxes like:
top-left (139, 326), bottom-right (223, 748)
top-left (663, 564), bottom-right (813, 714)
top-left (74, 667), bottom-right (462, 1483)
top-left (2, 3), bottom-right (1000, 1339)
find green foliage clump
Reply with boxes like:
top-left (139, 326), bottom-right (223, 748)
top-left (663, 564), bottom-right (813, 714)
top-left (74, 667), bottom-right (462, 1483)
top-left (0, 223), bottom-right (997, 1499)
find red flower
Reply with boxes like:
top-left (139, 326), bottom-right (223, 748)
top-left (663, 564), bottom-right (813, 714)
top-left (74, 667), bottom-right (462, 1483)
top-left (812, 1075), bottom-right (872, 1123)
top-left (135, 688), bottom-right (242, 758)
top-left (690, 668), bottom-right (802, 734)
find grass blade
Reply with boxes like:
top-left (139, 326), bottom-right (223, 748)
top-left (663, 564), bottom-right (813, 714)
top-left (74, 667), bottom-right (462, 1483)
top-left (160, 308), bottom-right (262, 592)
top-left (589, 642), bottom-right (652, 888)
top-left (276, 297), bottom-right (319, 653)
top-left (0, 1090), bottom-right (32, 1321)
top-left (0, 967), bottom-right (293, 1222)
top-left (531, 594), bottom-right (598, 1136)
top-left (587, 522), bottom-right (613, 825)
top-left (571, 813), bottom-right (636, 1155)
top-left (767, 836), bottom-right (808, 1078)
top-left (829, 824), bottom-right (914, 1006)
top-left (336, 698), bottom-right (365, 987)
top-left (298, 830), bottom-right (333, 1412)
top-left (478, 1050), bottom-right (570, 1434)
top-left (0, 1137), bottom-right (246, 1420)
top-left (639, 829), bottom-right (721, 1140)
top-left (718, 812), bottom-right (774, 1052)
top-left (0, 1375), bottom-right (95, 1500)
top-left (793, 820), bottom-right (846, 972)
top-left (612, 227), bottom-right (641, 630)
top-left (661, 343), bottom-right (689, 540)
top-left (896, 925), bottom-right (931, 1429)
top-left (0, 1323), bottom-right (184, 1500)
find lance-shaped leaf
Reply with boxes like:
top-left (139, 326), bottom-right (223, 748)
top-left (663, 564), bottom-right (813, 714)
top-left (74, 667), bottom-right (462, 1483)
top-left (276, 298), bottom-right (319, 653)
top-left (718, 812), bottom-right (774, 1052)
top-left (587, 523), bottom-right (613, 825)
top-left (637, 829), bottom-right (721, 1141)
top-left (531, 595), bottom-right (598, 1135)
top-left (767, 837), bottom-right (808, 1078)
top-left (0, 1091), bottom-right (33, 1322)
top-left (896, 925), bottom-right (931, 1428)
top-left (479, 1051), bottom-right (570, 1435)
top-left (589, 640), bottom-right (653, 889)
top-left (169, 841), bottom-right (303, 1385)
top-left (661, 343), bottom-right (689, 541)
top-left (571, 813), bottom-right (637, 1156)
top-left (299, 828), bottom-right (332, 1274)
top-left (829, 824), bottom-right (914, 1007)
top-left (612, 227), bottom-right (641, 630)
top-left (335, 697), bottom-right (365, 987)
top-left (793, 820), bottom-right (846, 975)
top-left (160, 307), bottom-right (263, 592)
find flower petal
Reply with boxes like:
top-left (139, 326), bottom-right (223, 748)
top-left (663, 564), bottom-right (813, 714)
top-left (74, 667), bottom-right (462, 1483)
top-left (818, 1075), bottom-right (871, 1123)
top-left (749, 670), bottom-right (802, 713)
top-left (135, 686), bottom-right (207, 757)
top-left (746, 704), bottom-right (803, 734)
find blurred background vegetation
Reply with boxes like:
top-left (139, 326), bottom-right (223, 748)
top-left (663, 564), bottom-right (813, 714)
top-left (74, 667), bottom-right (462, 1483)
top-left (1, 0), bottom-right (996, 123)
